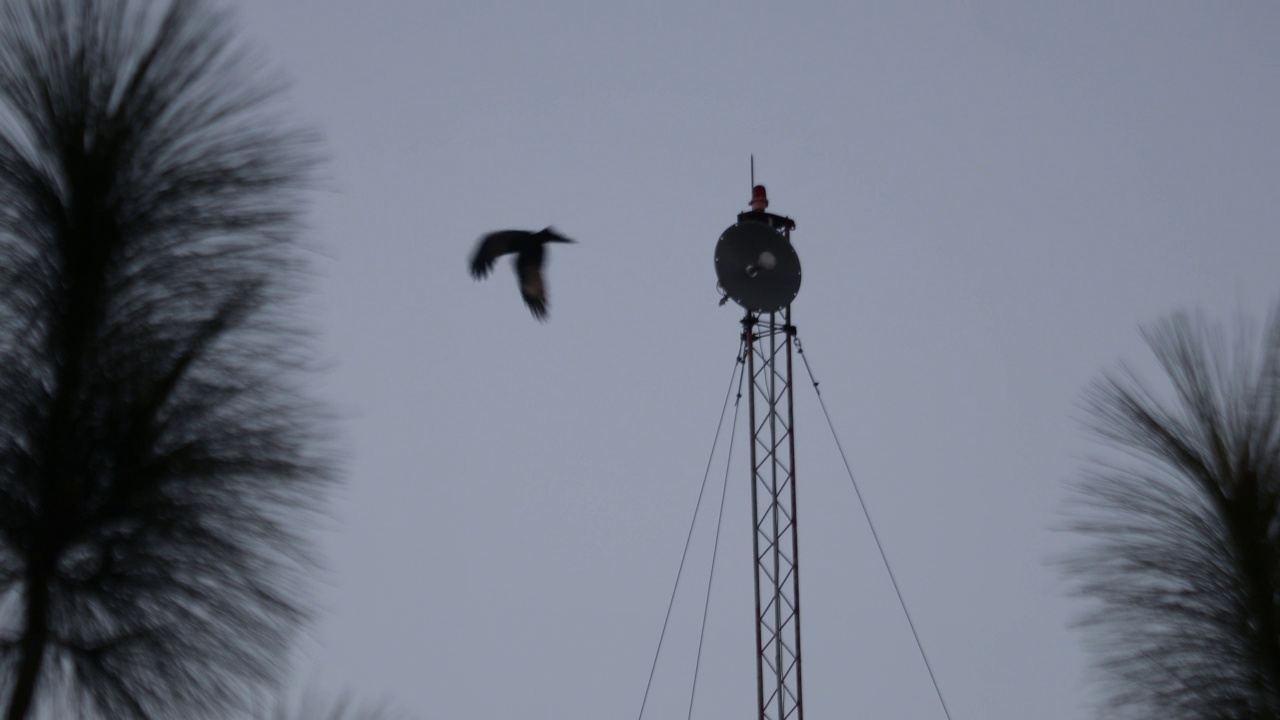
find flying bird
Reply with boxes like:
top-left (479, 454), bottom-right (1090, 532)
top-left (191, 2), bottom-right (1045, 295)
top-left (469, 227), bottom-right (575, 320)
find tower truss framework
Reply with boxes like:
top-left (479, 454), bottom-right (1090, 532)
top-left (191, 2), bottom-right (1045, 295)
top-left (742, 308), bottom-right (804, 720)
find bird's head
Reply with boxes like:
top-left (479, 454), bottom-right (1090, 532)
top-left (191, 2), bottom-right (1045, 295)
top-left (538, 226), bottom-right (575, 244)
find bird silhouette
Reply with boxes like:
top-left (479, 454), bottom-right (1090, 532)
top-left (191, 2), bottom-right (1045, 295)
top-left (469, 227), bottom-right (575, 320)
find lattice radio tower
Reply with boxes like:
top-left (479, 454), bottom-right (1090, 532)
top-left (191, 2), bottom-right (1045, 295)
top-left (714, 177), bottom-right (804, 720)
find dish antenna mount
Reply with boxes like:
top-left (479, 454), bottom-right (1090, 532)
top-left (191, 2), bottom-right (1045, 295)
top-left (714, 221), bottom-right (801, 314)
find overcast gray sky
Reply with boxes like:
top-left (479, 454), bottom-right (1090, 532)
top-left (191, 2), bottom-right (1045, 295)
top-left (232, 2), bottom-right (1280, 718)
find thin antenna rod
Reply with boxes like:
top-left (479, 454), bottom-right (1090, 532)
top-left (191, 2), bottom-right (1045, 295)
top-left (751, 154), bottom-right (755, 188)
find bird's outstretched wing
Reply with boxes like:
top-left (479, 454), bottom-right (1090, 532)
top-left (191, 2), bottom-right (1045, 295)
top-left (470, 231), bottom-right (526, 278)
top-left (516, 246), bottom-right (548, 321)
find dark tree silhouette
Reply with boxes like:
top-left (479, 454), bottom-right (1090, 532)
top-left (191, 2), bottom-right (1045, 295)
top-left (1064, 307), bottom-right (1280, 719)
top-left (0, 0), bottom-right (330, 718)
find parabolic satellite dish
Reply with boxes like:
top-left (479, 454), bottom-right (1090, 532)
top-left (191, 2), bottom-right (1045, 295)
top-left (714, 222), bottom-right (801, 314)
